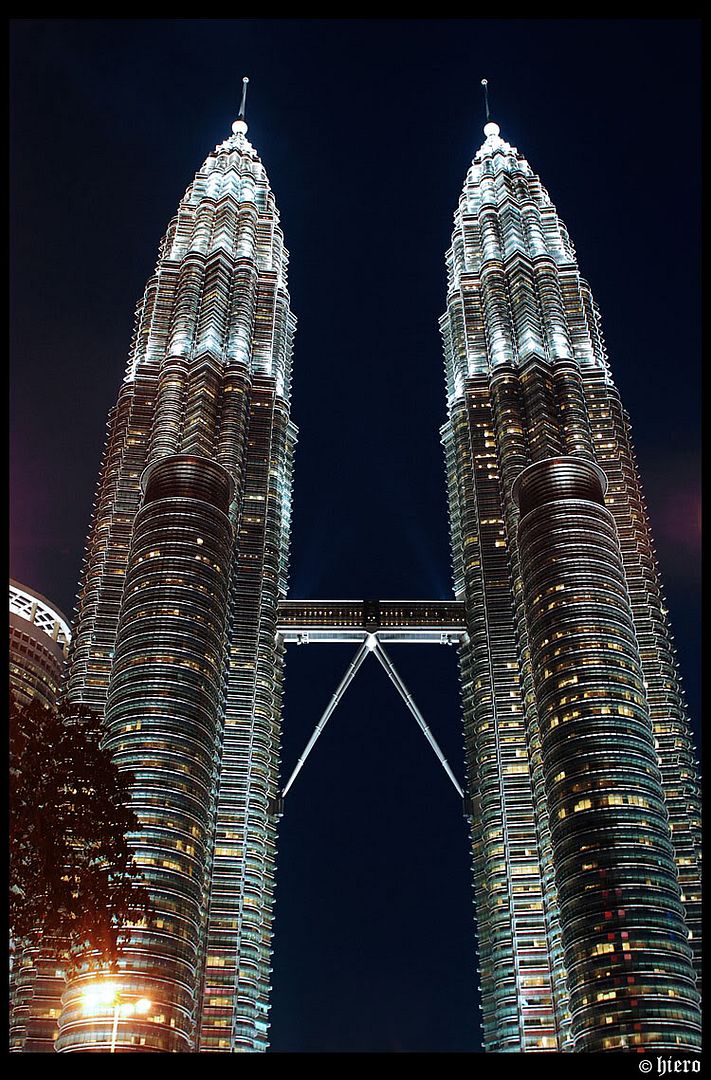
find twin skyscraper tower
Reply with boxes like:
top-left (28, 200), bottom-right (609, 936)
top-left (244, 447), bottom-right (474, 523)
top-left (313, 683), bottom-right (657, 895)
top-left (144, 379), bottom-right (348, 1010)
top-left (32, 89), bottom-right (701, 1052)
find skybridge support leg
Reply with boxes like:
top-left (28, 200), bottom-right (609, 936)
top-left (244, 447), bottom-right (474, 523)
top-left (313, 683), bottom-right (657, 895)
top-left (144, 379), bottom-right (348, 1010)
top-left (282, 639), bottom-right (370, 799)
top-left (372, 641), bottom-right (464, 799)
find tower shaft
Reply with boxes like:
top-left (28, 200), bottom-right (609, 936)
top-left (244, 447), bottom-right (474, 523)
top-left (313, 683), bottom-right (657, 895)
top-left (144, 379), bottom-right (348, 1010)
top-left (52, 116), bottom-right (296, 1053)
top-left (442, 122), bottom-right (701, 1051)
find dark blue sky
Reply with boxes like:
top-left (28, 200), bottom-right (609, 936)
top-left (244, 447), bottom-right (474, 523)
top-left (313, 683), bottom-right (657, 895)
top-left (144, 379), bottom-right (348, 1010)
top-left (10, 19), bottom-right (700, 1054)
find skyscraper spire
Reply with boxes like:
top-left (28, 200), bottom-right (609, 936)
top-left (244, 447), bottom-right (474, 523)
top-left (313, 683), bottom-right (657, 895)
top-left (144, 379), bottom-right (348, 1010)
top-left (481, 77), bottom-right (490, 121)
top-left (233, 74), bottom-right (250, 135)
top-left (239, 74), bottom-right (249, 119)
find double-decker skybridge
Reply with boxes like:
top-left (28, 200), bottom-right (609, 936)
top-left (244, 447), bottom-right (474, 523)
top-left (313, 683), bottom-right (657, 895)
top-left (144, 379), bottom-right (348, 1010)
top-left (276, 600), bottom-right (467, 808)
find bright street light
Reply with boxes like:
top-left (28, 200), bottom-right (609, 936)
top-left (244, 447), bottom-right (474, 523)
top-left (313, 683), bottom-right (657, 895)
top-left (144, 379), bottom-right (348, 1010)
top-left (81, 983), bottom-right (152, 1052)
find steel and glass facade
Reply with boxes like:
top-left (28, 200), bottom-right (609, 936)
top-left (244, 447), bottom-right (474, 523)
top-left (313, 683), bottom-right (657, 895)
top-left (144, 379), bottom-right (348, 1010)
top-left (53, 111), bottom-right (296, 1053)
top-left (441, 121), bottom-right (701, 1051)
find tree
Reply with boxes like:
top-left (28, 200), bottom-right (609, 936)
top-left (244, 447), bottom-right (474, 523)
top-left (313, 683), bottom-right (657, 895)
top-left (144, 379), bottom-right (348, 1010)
top-left (10, 695), bottom-right (150, 967)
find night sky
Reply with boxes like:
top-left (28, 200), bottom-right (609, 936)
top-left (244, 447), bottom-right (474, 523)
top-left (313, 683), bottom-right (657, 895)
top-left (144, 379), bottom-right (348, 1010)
top-left (10, 19), bottom-right (700, 1054)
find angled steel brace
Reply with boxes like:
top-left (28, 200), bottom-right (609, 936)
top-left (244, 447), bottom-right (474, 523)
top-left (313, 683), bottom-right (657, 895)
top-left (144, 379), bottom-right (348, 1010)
top-left (372, 639), bottom-right (464, 799)
top-left (282, 638), bottom-right (370, 799)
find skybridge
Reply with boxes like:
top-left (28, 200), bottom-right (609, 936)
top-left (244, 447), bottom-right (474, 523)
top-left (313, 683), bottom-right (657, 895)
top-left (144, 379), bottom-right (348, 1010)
top-left (276, 599), bottom-right (469, 807)
top-left (277, 598), bottom-right (466, 645)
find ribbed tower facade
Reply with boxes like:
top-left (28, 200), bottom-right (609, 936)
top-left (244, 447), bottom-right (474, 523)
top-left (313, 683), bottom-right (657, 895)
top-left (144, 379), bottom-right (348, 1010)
top-left (54, 100), bottom-right (297, 1052)
top-left (441, 119), bottom-right (702, 1052)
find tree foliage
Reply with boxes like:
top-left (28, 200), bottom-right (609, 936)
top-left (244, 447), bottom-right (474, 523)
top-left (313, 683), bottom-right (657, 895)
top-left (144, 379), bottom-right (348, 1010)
top-left (10, 695), bottom-right (150, 966)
